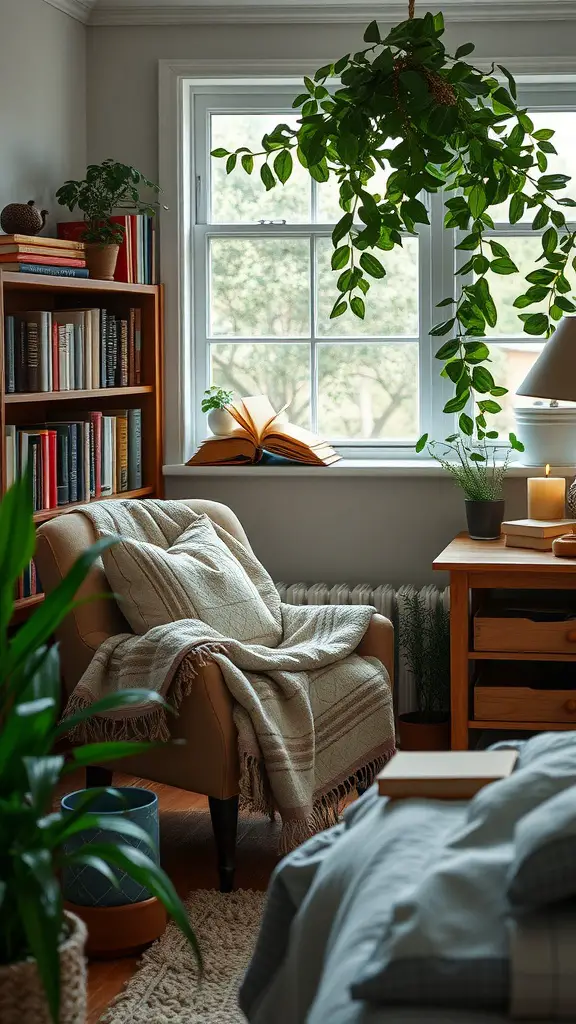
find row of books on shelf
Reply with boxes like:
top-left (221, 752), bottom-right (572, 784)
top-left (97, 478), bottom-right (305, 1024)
top-left (17, 559), bottom-right (41, 600)
top-left (4, 409), bottom-right (143, 512)
top-left (3, 307), bottom-right (142, 393)
top-left (58, 215), bottom-right (157, 285)
top-left (0, 233), bottom-right (88, 278)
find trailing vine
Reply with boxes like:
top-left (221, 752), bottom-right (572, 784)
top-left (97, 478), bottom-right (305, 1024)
top-left (212, 5), bottom-right (576, 460)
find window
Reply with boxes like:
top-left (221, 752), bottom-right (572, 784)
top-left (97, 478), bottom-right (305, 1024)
top-left (189, 83), bottom-right (576, 457)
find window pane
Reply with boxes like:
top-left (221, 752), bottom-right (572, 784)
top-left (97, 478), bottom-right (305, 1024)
top-left (317, 343), bottom-right (419, 440)
top-left (483, 236), bottom-right (555, 336)
top-left (316, 237), bottom-right (419, 337)
top-left (491, 112), bottom-right (576, 222)
top-left (211, 343), bottom-right (311, 428)
top-left (211, 113), bottom-right (311, 223)
top-left (316, 165), bottom-right (391, 224)
top-left (486, 342), bottom-right (544, 436)
top-left (210, 238), bottom-right (310, 338)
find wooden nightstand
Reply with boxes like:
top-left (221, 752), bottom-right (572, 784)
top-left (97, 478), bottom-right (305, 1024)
top-left (434, 533), bottom-right (576, 750)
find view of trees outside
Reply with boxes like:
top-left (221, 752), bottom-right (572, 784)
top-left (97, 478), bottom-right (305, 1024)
top-left (206, 109), bottom-right (575, 444)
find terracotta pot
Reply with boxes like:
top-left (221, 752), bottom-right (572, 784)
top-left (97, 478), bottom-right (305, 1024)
top-left (0, 911), bottom-right (87, 1024)
top-left (85, 242), bottom-right (119, 281)
top-left (65, 897), bottom-right (167, 959)
top-left (398, 712), bottom-right (450, 751)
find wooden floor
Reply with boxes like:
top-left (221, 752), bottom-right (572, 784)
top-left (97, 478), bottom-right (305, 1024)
top-left (58, 771), bottom-right (281, 1023)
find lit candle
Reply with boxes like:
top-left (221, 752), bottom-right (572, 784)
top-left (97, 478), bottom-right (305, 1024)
top-left (527, 465), bottom-right (566, 520)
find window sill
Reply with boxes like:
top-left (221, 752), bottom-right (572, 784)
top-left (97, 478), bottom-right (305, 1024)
top-left (163, 461), bottom-right (576, 479)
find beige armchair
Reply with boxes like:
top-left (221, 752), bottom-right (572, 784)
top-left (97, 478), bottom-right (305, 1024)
top-left (36, 499), bottom-right (394, 890)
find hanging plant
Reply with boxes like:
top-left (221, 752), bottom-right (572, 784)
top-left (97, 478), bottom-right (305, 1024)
top-left (212, 2), bottom-right (576, 462)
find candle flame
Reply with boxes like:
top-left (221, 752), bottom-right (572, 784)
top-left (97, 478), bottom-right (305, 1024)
top-left (546, 464), bottom-right (550, 477)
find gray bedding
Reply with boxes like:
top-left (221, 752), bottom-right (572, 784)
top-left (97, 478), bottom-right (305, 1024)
top-left (240, 734), bottom-right (576, 1024)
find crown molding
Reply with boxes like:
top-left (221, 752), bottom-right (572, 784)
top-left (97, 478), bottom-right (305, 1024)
top-left (41, 0), bottom-right (93, 22)
top-left (89, 0), bottom-right (576, 27)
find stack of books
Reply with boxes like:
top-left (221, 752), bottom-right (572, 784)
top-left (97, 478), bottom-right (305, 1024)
top-left (502, 519), bottom-right (576, 551)
top-left (188, 394), bottom-right (341, 467)
top-left (17, 558), bottom-right (41, 600)
top-left (4, 409), bottom-right (142, 511)
top-left (4, 308), bottom-right (142, 393)
top-left (58, 215), bottom-right (156, 284)
top-left (0, 234), bottom-right (87, 278)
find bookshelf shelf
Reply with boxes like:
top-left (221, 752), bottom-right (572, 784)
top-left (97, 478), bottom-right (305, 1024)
top-left (1, 271), bottom-right (164, 621)
top-left (32, 486), bottom-right (155, 524)
top-left (6, 386), bottom-right (154, 404)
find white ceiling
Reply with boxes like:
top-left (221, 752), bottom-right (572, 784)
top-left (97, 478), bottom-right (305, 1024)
top-left (43, 0), bottom-right (576, 25)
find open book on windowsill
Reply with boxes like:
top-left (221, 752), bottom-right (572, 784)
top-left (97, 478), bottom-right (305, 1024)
top-left (187, 395), bottom-right (341, 467)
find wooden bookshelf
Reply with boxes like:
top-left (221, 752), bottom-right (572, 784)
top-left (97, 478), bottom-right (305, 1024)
top-left (1, 270), bottom-right (164, 618)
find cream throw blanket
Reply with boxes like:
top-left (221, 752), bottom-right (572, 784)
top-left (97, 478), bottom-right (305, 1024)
top-left (65, 500), bottom-right (395, 851)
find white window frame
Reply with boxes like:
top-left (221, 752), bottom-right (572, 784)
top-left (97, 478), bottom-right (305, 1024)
top-left (159, 59), bottom-right (576, 467)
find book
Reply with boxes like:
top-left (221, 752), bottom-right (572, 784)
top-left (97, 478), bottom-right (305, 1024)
top-left (106, 316), bottom-right (118, 387)
top-left (4, 316), bottom-right (15, 393)
top-left (128, 408), bottom-right (142, 489)
top-left (110, 410), bottom-right (129, 492)
top-left (0, 252), bottom-right (86, 267)
top-left (502, 519), bottom-right (576, 538)
top-left (0, 233), bottom-right (85, 251)
top-left (16, 313), bottom-right (41, 393)
top-left (14, 319), bottom-right (27, 392)
top-left (377, 750), bottom-right (519, 800)
top-left (54, 425), bottom-right (70, 506)
top-left (90, 411), bottom-right (102, 499)
top-left (0, 263), bottom-right (89, 277)
top-left (187, 395), bottom-right (341, 467)
top-left (101, 416), bottom-right (113, 496)
top-left (134, 308), bottom-right (142, 384)
top-left (58, 216), bottom-right (132, 283)
top-left (118, 318), bottom-right (129, 387)
top-left (5, 425), bottom-right (16, 488)
top-left (505, 535), bottom-right (555, 551)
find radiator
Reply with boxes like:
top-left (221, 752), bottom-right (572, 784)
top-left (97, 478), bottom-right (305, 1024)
top-left (275, 582), bottom-right (450, 716)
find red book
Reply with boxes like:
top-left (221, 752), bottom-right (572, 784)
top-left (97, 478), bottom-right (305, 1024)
top-left (47, 430), bottom-right (57, 508)
top-left (0, 252), bottom-right (86, 267)
top-left (52, 320), bottom-right (59, 393)
top-left (57, 217), bottom-right (131, 282)
top-left (130, 216), bottom-right (138, 283)
top-left (90, 411), bottom-right (102, 499)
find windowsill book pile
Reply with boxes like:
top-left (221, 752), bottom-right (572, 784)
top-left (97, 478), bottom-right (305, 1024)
top-left (0, 233), bottom-right (88, 277)
top-left (187, 395), bottom-right (341, 467)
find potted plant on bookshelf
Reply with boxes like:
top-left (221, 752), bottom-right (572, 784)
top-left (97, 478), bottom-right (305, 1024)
top-left (399, 589), bottom-right (450, 750)
top-left (202, 385), bottom-right (236, 436)
top-left (0, 472), bottom-right (200, 1024)
top-left (55, 159), bottom-right (161, 281)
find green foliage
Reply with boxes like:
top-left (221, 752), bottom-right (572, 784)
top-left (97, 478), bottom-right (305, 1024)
top-left (55, 159), bottom-right (161, 244)
top-left (0, 473), bottom-right (200, 1022)
top-left (400, 590), bottom-right (450, 719)
top-left (201, 385), bottom-right (235, 413)
top-left (425, 434), bottom-right (519, 500)
top-left (211, 10), bottom-right (576, 455)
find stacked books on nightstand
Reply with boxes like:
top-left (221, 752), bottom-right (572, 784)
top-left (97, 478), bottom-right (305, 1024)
top-left (0, 234), bottom-right (88, 277)
top-left (502, 519), bottom-right (576, 551)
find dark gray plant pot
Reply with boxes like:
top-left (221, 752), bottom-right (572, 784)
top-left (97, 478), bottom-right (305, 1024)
top-left (465, 498), bottom-right (505, 541)
top-left (61, 787), bottom-right (159, 908)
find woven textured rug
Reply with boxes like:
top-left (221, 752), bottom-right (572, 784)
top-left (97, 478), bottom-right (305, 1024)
top-left (101, 889), bottom-right (265, 1023)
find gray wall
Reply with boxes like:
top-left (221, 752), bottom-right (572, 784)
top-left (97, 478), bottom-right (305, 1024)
top-left (88, 18), bottom-right (575, 587)
top-left (0, 0), bottom-right (86, 228)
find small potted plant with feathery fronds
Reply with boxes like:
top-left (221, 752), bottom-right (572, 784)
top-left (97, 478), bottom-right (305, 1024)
top-left (425, 433), bottom-right (514, 540)
top-left (0, 471), bottom-right (200, 1024)
top-left (55, 159), bottom-right (160, 281)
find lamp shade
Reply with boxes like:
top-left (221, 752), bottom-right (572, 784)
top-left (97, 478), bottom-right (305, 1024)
top-left (516, 316), bottom-right (576, 402)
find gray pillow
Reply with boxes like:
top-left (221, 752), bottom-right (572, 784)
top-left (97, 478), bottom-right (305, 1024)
top-left (352, 732), bottom-right (576, 1011)
top-left (508, 784), bottom-right (576, 912)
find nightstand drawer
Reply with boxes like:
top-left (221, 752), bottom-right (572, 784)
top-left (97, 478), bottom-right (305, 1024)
top-left (474, 613), bottom-right (576, 653)
top-left (474, 686), bottom-right (576, 723)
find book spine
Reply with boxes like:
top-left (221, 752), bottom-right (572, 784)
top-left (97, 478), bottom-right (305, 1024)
top-left (4, 316), bottom-right (15, 393)
top-left (117, 414), bottom-right (128, 492)
top-left (74, 323), bottom-right (84, 391)
top-left (30, 439), bottom-right (39, 511)
top-left (106, 317), bottom-right (117, 388)
top-left (52, 319), bottom-right (59, 393)
top-left (84, 422), bottom-right (90, 502)
top-left (15, 320), bottom-right (27, 392)
top-left (111, 417), bottom-right (117, 494)
top-left (128, 308), bottom-right (136, 386)
top-left (0, 254), bottom-right (87, 267)
top-left (100, 308), bottom-right (107, 389)
top-left (58, 325), bottom-right (68, 391)
top-left (40, 312), bottom-right (51, 393)
top-left (40, 433), bottom-right (50, 510)
top-left (134, 308), bottom-right (142, 385)
top-left (101, 417), bottom-right (112, 496)
top-left (91, 309), bottom-right (100, 390)
top-left (128, 408), bottom-right (142, 490)
top-left (67, 324), bottom-right (75, 391)
top-left (55, 428), bottom-right (70, 506)
top-left (117, 319), bottom-right (128, 387)
top-left (68, 425), bottom-right (78, 503)
top-left (26, 321), bottom-right (40, 393)
top-left (91, 411), bottom-right (102, 499)
top-left (15, 264), bottom-right (90, 278)
top-left (84, 311), bottom-right (92, 390)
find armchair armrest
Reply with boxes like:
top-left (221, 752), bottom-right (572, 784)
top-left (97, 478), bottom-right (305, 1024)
top-left (356, 613), bottom-right (394, 693)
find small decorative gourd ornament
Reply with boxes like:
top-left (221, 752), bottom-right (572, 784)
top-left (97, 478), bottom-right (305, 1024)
top-left (0, 200), bottom-right (48, 236)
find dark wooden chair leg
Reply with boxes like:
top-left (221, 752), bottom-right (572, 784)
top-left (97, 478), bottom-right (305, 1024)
top-left (86, 766), bottom-right (114, 788)
top-left (209, 795), bottom-right (239, 893)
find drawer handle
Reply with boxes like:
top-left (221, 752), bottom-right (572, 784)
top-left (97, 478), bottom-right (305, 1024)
top-left (566, 630), bottom-right (576, 643)
top-left (564, 699), bottom-right (576, 714)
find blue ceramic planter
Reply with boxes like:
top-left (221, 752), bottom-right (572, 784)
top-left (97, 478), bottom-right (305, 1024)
top-left (61, 787), bottom-right (159, 908)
